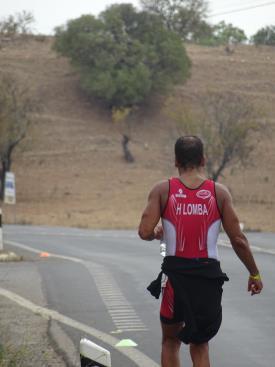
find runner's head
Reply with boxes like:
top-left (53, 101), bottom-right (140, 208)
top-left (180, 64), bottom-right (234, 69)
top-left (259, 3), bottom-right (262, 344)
top-left (175, 136), bottom-right (205, 170)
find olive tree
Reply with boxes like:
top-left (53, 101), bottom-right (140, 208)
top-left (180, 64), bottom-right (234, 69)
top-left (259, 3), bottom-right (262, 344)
top-left (252, 25), bottom-right (275, 46)
top-left (0, 11), bottom-right (34, 36)
top-left (54, 4), bottom-right (191, 163)
top-left (0, 73), bottom-right (35, 199)
top-left (168, 91), bottom-right (266, 181)
top-left (140, 0), bottom-right (209, 40)
top-left (54, 4), bottom-right (191, 109)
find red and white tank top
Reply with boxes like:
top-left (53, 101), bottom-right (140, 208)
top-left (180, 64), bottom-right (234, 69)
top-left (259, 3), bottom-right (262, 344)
top-left (161, 178), bottom-right (221, 260)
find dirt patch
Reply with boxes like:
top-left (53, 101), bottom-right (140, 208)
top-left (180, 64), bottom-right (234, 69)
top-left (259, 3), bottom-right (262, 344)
top-left (0, 298), bottom-right (66, 366)
top-left (0, 38), bottom-right (274, 231)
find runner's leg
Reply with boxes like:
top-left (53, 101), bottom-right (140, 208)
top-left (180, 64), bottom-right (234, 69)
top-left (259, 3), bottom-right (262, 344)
top-left (161, 322), bottom-right (183, 367)
top-left (190, 342), bottom-right (210, 367)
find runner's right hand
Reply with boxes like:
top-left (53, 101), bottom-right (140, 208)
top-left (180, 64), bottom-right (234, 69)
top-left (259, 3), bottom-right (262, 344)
top-left (154, 225), bottom-right (163, 240)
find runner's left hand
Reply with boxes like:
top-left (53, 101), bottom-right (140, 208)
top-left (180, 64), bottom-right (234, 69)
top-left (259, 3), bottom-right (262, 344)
top-left (248, 277), bottom-right (263, 296)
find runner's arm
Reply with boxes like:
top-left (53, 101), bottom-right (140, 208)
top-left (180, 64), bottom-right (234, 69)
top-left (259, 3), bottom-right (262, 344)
top-left (138, 184), bottom-right (162, 241)
top-left (216, 183), bottom-right (263, 295)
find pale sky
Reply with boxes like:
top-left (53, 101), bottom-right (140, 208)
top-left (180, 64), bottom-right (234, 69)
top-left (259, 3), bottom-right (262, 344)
top-left (1, 0), bottom-right (275, 37)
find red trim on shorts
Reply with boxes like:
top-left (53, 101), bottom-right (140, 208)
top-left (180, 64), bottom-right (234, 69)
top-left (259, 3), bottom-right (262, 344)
top-left (160, 280), bottom-right (174, 320)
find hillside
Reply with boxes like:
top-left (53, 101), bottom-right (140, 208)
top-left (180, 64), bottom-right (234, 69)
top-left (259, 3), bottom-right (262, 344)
top-left (1, 37), bottom-right (275, 231)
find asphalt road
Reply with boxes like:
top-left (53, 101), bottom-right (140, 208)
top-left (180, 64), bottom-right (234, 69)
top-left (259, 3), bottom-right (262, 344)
top-left (3, 225), bottom-right (275, 367)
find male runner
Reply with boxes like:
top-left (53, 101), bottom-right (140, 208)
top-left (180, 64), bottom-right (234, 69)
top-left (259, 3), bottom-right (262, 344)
top-left (138, 136), bottom-right (263, 367)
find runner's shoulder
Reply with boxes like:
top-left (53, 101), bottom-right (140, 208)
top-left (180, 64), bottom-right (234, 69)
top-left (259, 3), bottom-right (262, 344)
top-left (150, 180), bottom-right (169, 196)
top-left (215, 182), bottom-right (232, 201)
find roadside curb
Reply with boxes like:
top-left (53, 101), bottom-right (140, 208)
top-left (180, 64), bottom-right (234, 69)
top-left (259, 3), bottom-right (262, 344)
top-left (48, 318), bottom-right (79, 367)
top-left (0, 251), bottom-right (22, 262)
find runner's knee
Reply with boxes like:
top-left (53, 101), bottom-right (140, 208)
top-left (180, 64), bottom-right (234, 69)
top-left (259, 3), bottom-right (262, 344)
top-left (190, 342), bottom-right (209, 354)
top-left (162, 335), bottom-right (181, 350)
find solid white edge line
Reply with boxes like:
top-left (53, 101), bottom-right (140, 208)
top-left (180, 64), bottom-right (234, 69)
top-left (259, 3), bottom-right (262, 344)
top-left (5, 240), bottom-right (83, 263)
top-left (4, 240), bottom-right (159, 367)
top-left (0, 287), bottom-right (158, 367)
top-left (218, 240), bottom-right (275, 255)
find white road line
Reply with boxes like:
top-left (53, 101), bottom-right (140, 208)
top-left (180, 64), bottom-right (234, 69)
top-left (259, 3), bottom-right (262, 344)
top-left (218, 239), bottom-right (275, 255)
top-left (102, 296), bottom-right (123, 299)
top-left (110, 310), bottom-right (136, 318)
top-left (6, 231), bottom-right (275, 254)
top-left (5, 240), bottom-right (149, 332)
top-left (0, 287), bottom-right (158, 367)
top-left (85, 265), bottom-right (148, 332)
top-left (115, 321), bottom-right (146, 325)
top-left (106, 302), bottom-right (132, 306)
top-left (112, 314), bottom-right (140, 318)
top-left (109, 313), bottom-right (138, 317)
top-left (5, 231), bottom-right (139, 240)
top-left (112, 317), bottom-right (142, 321)
top-left (5, 241), bottom-right (84, 263)
top-left (118, 328), bottom-right (148, 332)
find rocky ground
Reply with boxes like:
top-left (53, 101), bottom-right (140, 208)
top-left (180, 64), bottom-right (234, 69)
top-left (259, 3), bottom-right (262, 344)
top-left (0, 249), bottom-right (77, 367)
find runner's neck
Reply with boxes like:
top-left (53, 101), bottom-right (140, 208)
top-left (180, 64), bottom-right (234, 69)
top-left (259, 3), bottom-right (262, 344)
top-left (178, 169), bottom-right (206, 190)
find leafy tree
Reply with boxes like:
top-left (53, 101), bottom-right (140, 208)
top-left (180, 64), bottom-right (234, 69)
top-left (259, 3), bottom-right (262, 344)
top-left (0, 11), bottom-right (34, 36)
top-left (252, 26), bottom-right (275, 46)
top-left (140, 0), bottom-right (209, 40)
top-left (212, 21), bottom-right (247, 46)
top-left (54, 4), bottom-right (191, 108)
top-left (0, 73), bottom-right (35, 199)
top-left (167, 91), bottom-right (265, 181)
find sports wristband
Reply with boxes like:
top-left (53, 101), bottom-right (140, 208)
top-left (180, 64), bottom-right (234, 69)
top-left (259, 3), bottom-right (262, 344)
top-left (249, 273), bottom-right (261, 281)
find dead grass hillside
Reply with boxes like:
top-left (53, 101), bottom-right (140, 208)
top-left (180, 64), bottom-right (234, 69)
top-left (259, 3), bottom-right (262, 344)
top-left (0, 37), bottom-right (274, 231)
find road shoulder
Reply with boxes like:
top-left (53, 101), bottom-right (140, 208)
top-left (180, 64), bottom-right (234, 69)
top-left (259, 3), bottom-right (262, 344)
top-left (0, 249), bottom-right (75, 366)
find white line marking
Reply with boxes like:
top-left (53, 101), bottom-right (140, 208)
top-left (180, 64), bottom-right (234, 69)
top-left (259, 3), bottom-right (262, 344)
top-left (106, 302), bottom-right (132, 306)
top-left (7, 231), bottom-right (274, 254)
top-left (102, 292), bottom-right (126, 301)
top-left (109, 310), bottom-right (137, 314)
top-left (0, 287), bottom-right (158, 367)
top-left (115, 321), bottom-right (147, 325)
top-left (5, 231), bottom-right (139, 240)
top-left (117, 328), bottom-right (148, 332)
top-left (112, 317), bottom-right (142, 321)
top-left (5, 240), bottom-right (149, 332)
top-left (83, 263), bottom-right (148, 332)
top-left (5, 241), bottom-right (83, 263)
top-left (218, 239), bottom-right (275, 255)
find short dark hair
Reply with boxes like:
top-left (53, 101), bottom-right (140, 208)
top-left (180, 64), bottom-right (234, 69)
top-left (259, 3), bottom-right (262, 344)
top-left (175, 136), bottom-right (204, 169)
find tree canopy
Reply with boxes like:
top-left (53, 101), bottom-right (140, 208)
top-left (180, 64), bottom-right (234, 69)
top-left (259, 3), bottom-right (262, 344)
top-left (0, 10), bottom-right (34, 36)
top-left (212, 21), bottom-right (247, 45)
top-left (54, 4), bottom-right (191, 108)
top-left (140, 0), bottom-right (209, 41)
top-left (167, 91), bottom-right (265, 181)
top-left (252, 26), bottom-right (275, 46)
top-left (0, 73), bottom-right (35, 198)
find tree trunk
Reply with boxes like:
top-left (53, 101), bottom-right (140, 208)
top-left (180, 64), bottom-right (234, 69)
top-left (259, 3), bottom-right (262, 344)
top-left (122, 134), bottom-right (134, 163)
top-left (0, 154), bottom-right (12, 200)
top-left (0, 160), bottom-right (7, 200)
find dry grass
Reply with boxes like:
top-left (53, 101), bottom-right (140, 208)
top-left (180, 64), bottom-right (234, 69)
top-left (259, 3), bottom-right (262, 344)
top-left (1, 38), bottom-right (274, 231)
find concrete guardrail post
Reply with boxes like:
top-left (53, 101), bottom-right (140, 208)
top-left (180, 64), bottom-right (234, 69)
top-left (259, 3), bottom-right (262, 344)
top-left (80, 338), bottom-right (111, 367)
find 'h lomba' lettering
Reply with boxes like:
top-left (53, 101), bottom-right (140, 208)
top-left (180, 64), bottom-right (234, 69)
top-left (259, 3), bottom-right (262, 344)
top-left (176, 203), bottom-right (208, 216)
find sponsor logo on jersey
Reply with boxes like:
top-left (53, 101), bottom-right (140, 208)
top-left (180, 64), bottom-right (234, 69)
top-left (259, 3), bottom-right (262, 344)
top-left (176, 203), bottom-right (208, 216)
top-left (175, 188), bottom-right (187, 198)
top-left (196, 190), bottom-right (211, 200)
